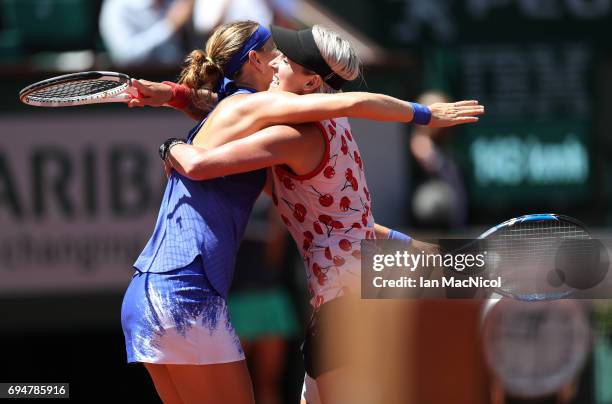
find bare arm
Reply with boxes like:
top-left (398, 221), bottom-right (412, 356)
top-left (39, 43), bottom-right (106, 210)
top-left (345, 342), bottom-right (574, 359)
top-left (229, 91), bottom-right (484, 132)
top-left (168, 136), bottom-right (434, 250)
top-left (374, 223), bottom-right (392, 239)
top-left (167, 125), bottom-right (307, 180)
top-left (190, 90), bottom-right (484, 148)
top-left (374, 223), bottom-right (439, 255)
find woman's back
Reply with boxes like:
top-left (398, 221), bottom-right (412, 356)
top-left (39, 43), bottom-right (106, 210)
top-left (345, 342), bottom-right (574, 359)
top-left (134, 89), bottom-right (267, 298)
top-left (192, 92), bottom-right (269, 148)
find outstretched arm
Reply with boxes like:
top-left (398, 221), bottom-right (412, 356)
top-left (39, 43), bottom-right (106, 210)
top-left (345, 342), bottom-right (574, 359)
top-left (127, 80), bottom-right (484, 129)
top-left (186, 90), bottom-right (484, 146)
top-left (237, 91), bottom-right (483, 128)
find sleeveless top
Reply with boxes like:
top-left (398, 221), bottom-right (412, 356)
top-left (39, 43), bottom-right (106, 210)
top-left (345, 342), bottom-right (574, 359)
top-left (270, 117), bottom-right (375, 308)
top-left (134, 87), bottom-right (267, 299)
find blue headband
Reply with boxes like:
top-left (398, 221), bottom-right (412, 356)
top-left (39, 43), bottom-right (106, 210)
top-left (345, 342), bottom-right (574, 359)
top-left (224, 25), bottom-right (271, 78)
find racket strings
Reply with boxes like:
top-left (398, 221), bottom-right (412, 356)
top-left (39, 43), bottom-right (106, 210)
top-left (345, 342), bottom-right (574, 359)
top-left (489, 221), bottom-right (589, 261)
top-left (486, 220), bottom-right (590, 298)
top-left (25, 80), bottom-right (127, 102)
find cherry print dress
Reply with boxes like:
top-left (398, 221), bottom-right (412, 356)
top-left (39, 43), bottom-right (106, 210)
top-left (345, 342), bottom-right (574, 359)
top-left (271, 117), bottom-right (375, 308)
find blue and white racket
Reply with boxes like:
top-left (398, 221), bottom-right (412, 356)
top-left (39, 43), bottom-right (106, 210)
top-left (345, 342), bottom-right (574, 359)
top-left (477, 213), bottom-right (592, 301)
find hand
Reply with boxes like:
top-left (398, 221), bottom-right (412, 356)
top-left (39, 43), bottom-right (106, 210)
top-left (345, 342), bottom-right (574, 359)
top-left (166, 0), bottom-right (194, 30)
top-left (410, 239), bottom-right (441, 256)
top-left (427, 100), bottom-right (485, 128)
top-left (128, 79), bottom-right (173, 108)
top-left (192, 88), bottom-right (219, 112)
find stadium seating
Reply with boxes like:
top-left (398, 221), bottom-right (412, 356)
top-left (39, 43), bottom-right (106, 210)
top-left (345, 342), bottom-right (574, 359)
top-left (1, 0), bottom-right (99, 53)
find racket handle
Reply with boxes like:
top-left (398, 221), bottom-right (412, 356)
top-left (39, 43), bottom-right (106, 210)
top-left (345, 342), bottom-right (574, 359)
top-left (108, 93), bottom-right (133, 103)
top-left (91, 87), bottom-right (139, 104)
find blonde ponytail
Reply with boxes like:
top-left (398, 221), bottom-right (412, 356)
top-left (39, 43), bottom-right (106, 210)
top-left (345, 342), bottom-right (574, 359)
top-left (178, 49), bottom-right (223, 91)
top-left (178, 21), bottom-right (260, 91)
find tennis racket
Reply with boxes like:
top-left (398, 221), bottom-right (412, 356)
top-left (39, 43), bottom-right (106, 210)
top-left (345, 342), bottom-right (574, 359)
top-left (482, 299), bottom-right (590, 399)
top-left (470, 213), bottom-right (596, 301)
top-left (19, 71), bottom-right (138, 107)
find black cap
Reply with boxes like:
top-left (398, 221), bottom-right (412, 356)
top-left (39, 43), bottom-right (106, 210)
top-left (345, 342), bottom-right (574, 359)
top-left (270, 25), bottom-right (347, 90)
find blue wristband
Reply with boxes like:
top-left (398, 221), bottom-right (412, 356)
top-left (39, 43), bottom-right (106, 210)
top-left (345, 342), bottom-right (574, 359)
top-left (410, 102), bottom-right (432, 125)
top-left (388, 229), bottom-right (412, 244)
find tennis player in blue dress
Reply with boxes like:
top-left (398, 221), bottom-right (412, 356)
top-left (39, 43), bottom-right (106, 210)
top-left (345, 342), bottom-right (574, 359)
top-left (121, 22), bottom-right (276, 404)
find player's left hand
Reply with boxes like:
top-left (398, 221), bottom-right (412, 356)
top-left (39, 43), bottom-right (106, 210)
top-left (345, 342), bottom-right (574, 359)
top-left (427, 100), bottom-right (485, 128)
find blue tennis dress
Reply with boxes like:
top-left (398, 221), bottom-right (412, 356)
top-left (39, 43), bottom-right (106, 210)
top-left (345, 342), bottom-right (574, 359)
top-left (121, 86), bottom-right (266, 364)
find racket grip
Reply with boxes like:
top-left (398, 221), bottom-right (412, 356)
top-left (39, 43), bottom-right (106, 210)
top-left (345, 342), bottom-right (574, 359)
top-left (126, 86), bottom-right (139, 97)
top-left (106, 87), bottom-right (139, 104)
top-left (109, 92), bottom-right (134, 103)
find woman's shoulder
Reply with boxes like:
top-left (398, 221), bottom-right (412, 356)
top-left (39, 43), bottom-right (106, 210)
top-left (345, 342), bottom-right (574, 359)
top-left (217, 92), bottom-right (252, 107)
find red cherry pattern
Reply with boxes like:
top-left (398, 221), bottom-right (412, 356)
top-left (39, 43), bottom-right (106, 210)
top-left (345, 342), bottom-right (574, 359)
top-left (344, 222), bottom-right (362, 234)
top-left (312, 262), bottom-right (329, 286)
top-left (339, 196), bottom-right (359, 212)
top-left (341, 135), bottom-right (348, 155)
top-left (339, 196), bottom-right (351, 212)
top-left (363, 187), bottom-right (370, 201)
top-left (283, 177), bottom-right (295, 190)
top-left (294, 203), bottom-right (306, 222)
top-left (324, 247), bottom-right (332, 260)
top-left (345, 168), bottom-right (353, 181)
top-left (274, 166), bottom-right (285, 180)
top-left (283, 198), bottom-right (307, 223)
top-left (311, 185), bottom-right (334, 207)
top-left (339, 239), bottom-right (352, 251)
top-left (342, 168), bottom-right (359, 191)
top-left (328, 124), bottom-right (336, 139)
top-left (319, 214), bottom-right (332, 225)
top-left (354, 151), bottom-right (362, 170)
top-left (303, 231), bottom-right (314, 250)
top-left (330, 220), bottom-right (343, 229)
top-left (273, 120), bottom-right (373, 283)
top-left (320, 194), bottom-right (333, 207)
